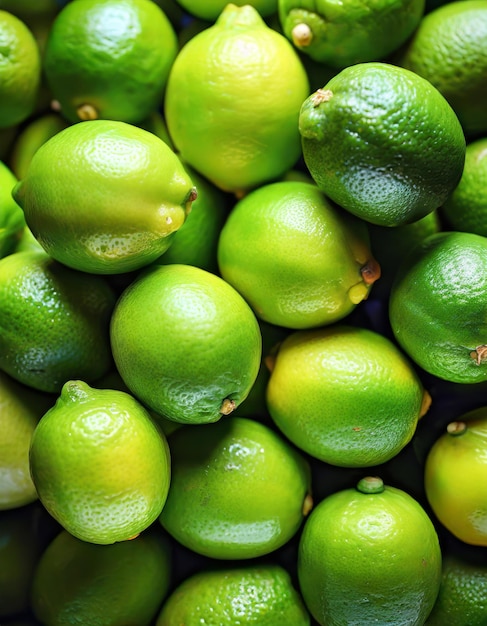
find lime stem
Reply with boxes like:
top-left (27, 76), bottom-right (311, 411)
top-left (356, 476), bottom-right (385, 494)
top-left (361, 257), bottom-right (381, 285)
top-left (77, 103), bottom-right (99, 121)
top-left (447, 421), bottom-right (467, 436)
top-left (470, 344), bottom-right (487, 365)
top-left (220, 398), bottom-right (236, 415)
top-left (292, 23), bottom-right (313, 47)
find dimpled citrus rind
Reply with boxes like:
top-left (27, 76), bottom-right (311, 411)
top-left (217, 181), bottom-right (378, 329)
top-left (266, 325), bottom-right (426, 467)
top-left (13, 120), bottom-right (196, 274)
top-left (389, 231), bottom-right (487, 383)
top-left (299, 62), bottom-right (466, 227)
top-left (159, 417), bottom-right (311, 560)
top-left (29, 381), bottom-right (171, 545)
top-left (110, 264), bottom-right (262, 424)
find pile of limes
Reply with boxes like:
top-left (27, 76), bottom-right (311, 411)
top-left (1, 1), bottom-right (487, 625)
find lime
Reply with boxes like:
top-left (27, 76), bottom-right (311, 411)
top-left (29, 380), bottom-right (171, 544)
top-left (156, 564), bottom-right (310, 625)
top-left (110, 263), bottom-right (262, 424)
top-left (13, 120), bottom-right (197, 274)
top-left (266, 324), bottom-right (430, 467)
top-left (398, 0), bottom-right (487, 136)
top-left (424, 409), bottom-right (487, 546)
top-left (43, 0), bottom-right (178, 124)
top-left (0, 10), bottom-right (41, 129)
top-left (0, 250), bottom-right (116, 393)
top-left (0, 160), bottom-right (25, 259)
top-left (299, 62), bottom-right (466, 226)
top-left (31, 526), bottom-right (172, 626)
top-left (298, 476), bottom-right (442, 625)
top-left (164, 3), bottom-right (310, 194)
top-left (176, 0), bottom-right (278, 21)
top-left (279, 0), bottom-right (424, 68)
top-left (389, 231), bottom-right (487, 383)
top-left (217, 181), bottom-right (380, 329)
top-left (159, 416), bottom-right (312, 559)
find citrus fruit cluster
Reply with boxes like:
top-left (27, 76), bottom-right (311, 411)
top-left (1, 1), bottom-right (487, 625)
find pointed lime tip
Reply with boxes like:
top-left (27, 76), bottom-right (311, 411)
top-left (357, 476), bottom-right (385, 494)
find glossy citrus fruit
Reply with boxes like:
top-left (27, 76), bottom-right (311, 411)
top-left (43, 0), bottom-right (178, 124)
top-left (0, 250), bottom-right (116, 393)
top-left (398, 0), bottom-right (487, 136)
top-left (0, 10), bottom-right (41, 129)
top-left (159, 416), bottom-right (312, 559)
top-left (279, 0), bottom-right (424, 68)
top-left (29, 380), bottom-right (171, 544)
top-left (389, 231), bottom-right (487, 383)
top-left (266, 324), bottom-right (430, 467)
top-left (441, 137), bottom-right (487, 236)
top-left (298, 476), bottom-right (442, 625)
top-left (217, 181), bottom-right (380, 329)
top-left (110, 263), bottom-right (262, 424)
top-left (299, 62), bottom-right (466, 226)
top-left (13, 120), bottom-right (197, 274)
top-left (424, 408), bottom-right (487, 546)
top-left (164, 3), bottom-right (310, 194)
top-left (0, 370), bottom-right (53, 510)
top-left (156, 564), bottom-right (310, 625)
top-left (426, 551), bottom-right (487, 625)
top-left (0, 160), bottom-right (25, 259)
top-left (177, 0), bottom-right (278, 20)
top-left (31, 526), bottom-right (172, 626)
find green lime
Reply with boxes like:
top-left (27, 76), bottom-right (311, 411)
top-left (110, 263), bottom-right (262, 424)
top-left (159, 416), bottom-right (312, 559)
top-left (0, 160), bottom-right (25, 259)
top-left (30, 380), bottom-right (171, 544)
top-left (299, 62), bottom-right (466, 226)
top-left (298, 476), bottom-right (442, 625)
top-left (13, 120), bottom-right (197, 274)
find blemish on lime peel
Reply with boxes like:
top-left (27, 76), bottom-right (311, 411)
top-left (311, 89), bottom-right (333, 106)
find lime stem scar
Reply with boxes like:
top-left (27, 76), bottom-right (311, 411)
top-left (361, 257), bottom-right (381, 285)
top-left (311, 89), bottom-right (333, 106)
top-left (470, 344), bottom-right (487, 365)
top-left (220, 398), bottom-right (236, 415)
top-left (292, 23), bottom-right (313, 47)
top-left (77, 103), bottom-right (99, 121)
top-left (447, 421), bottom-right (467, 436)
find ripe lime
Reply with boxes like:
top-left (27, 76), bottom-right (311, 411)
top-left (398, 0), bottom-right (487, 136)
top-left (299, 62), bottom-right (466, 226)
top-left (43, 0), bottom-right (178, 123)
top-left (389, 231), bottom-right (487, 383)
top-left (0, 160), bottom-right (25, 259)
top-left (156, 564), bottom-right (310, 625)
top-left (110, 263), bottom-right (262, 424)
top-left (177, 0), bottom-right (278, 20)
top-left (31, 527), bottom-right (172, 626)
top-left (266, 324), bottom-right (430, 467)
top-left (164, 3), bottom-right (310, 194)
top-left (29, 380), bottom-right (171, 544)
top-left (13, 120), bottom-right (197, 274)
top-left (298, 476), bottom-right (442, 625)
top-left (0, 250), bottom-right (116, 393)
top-left (279, 0), bottom-right (424, 68)
top-left (0, 10), bottom-right (41, 129)
top-left (0, 370), bottom-right (53, 510)
top-left (217, 181), bottom-right (380, 329)
top-left (159, 416), bottom-right (312, 559)
top-left (424, 408), bottom-right (487, 546)
top-left (441, 137), bottom-right (487, 235)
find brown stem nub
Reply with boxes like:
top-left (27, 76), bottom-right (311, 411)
top-left (447, 421), bottom-right (467, 436)
top-left (77, 103), bottom-right (99, 121)
top-left (292, 22), bottom-right (313, 47)
top-left (220, 398), bottom-right (236, 415)
top-left (360, 257), bottom-right (381, 285)
top-left (470, 344), bottom-right (487, 365)
top-left (311, 88), bottom-right (333, 107)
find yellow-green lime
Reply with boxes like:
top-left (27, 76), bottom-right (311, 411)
top-left (43, 0), bottom-right (178, 124)
top-left (266, 324), bottom-right (430, 467)
top-left (159, 416), bottom-right (312, 559)
top-left (13, 120), bottom-right (197, 274)
top-left (0, 250), bottom-right (116, 393)
top-left (29, 380), bottom-right (171, 544)
top-left (298, 476), bottom-right (442, 626)
top-left (110, 263), bottom-right (262, 424)
top-left (0, 160), bottom-right (25, 259)
top-left (441, 137), bottom-right (487, 235)
top-left (156, 564), bottom-right (310, 626)
top-left (153, 164), bottom-right (229, 274)
top-left (0, 370), bottom-right (53, 510)
top-left (176, 0), bottom-right (278, 20)
top-left (389, 231), bottom-right (487, 383)
top-left (31, 526), bottom-right (172, 626)
top-left (424, 408), bottom-right (487, 546)
top-left (8, 112), bottom-right (68, 180)
top-left (0, 10), bottom-right (41, 129)
top-left (217, 181), bottom-right (380, 329)
top-left (426, 551), bottom-right (487, 625)
top-left (299, 62), bottom-right (466, 226)
top-left (164, 3), bottom-right (310, 194)
top-left (278, 0), bottom-right (425, 68)
top-left (397, 0), bottom-right (487, 136)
